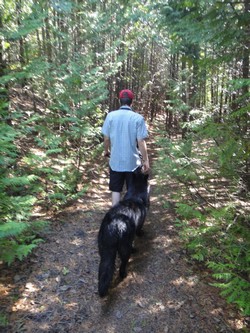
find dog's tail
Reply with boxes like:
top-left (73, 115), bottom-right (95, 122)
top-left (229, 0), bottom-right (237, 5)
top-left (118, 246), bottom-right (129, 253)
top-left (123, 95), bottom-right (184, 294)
top-left (98, 247), bottom-right (116, 297)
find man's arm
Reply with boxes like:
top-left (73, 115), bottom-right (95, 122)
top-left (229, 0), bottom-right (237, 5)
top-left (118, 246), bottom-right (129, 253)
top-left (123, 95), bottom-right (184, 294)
top-left (138, 139), bottom-right (149, 173)
top-left (104, 135), bottom-right (111, 157)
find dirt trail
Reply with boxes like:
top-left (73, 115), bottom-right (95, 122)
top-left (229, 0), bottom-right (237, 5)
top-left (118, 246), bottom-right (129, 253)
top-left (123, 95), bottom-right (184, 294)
top-left (0, 131), bottom-right (246, 333)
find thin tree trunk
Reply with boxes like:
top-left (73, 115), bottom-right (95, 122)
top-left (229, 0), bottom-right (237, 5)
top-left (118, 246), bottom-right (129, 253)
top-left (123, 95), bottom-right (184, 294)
top-left (16, 0), bottom-right (25, 67)
top-left (181, 58), bottom-right (188, 139)
top-left (0, 12), bottom-right (10, 124)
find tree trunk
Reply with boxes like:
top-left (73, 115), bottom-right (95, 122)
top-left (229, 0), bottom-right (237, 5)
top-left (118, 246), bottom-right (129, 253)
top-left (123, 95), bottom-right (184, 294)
top-left (16, 0), bottom-right (26, 67)
top-left (0, 12), bottom-right (10, 124)
top-left (242, 0), bottom-right (250, 108)
top-left (181, 57), bottom-right (188, 139)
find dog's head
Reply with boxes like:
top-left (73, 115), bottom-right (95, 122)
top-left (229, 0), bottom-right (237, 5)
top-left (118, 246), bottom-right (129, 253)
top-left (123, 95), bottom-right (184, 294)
top-left (124, 168), bottom-right (150, 207)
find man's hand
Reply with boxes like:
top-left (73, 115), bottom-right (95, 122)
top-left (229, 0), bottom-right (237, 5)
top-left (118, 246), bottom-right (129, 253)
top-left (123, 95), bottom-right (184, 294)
top-left (104, 136), bottom-right (111, 158)
top-left (142, 159), bottom-right (150, 173)
top-left (138, 139), bottom-right (150, 173)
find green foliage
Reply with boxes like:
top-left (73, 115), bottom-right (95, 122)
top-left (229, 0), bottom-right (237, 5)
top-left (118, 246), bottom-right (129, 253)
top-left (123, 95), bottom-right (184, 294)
top-left (158, 0), bottom-right (248, 58)
top-left (196, 117), bottom-right (249, 185)
top-left (0, 100), bottom-right (47, 265)
top-left (156, 125), bottom-right (250, 315)
top-left (175, 201), bottom-right (250, 314)
top-left (0, 240), bottom-right (38, 266)
top-left (155, 133), bottom-right (198, 184)
top-left (0, 221), bottom-right (28, 238)
top-left (0, 0), bottom-right (116, 266)
top-left (0, 123), bottom-right (18, 168)
top-left (0, 220), bottom-right (46, 265)
top-left (208, 265), bottom-right (250, 316)
top-left (176, 203), bottom-right (204, 221)
top-left (0, 312), bottom-right (8, 328)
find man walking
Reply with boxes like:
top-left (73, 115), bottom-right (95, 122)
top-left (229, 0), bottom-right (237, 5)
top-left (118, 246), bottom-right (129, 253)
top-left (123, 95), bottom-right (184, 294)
top-left (102, 89), bottom-right (149, 206)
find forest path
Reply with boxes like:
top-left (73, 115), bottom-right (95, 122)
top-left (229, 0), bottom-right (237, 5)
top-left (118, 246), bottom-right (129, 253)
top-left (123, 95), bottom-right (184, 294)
top-left (1, 124), bottom-right (244, 333)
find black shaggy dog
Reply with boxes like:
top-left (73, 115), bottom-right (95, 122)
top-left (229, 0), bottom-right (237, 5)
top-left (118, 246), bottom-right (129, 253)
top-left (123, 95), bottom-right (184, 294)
top-left (98, 169), bottom-right (150, 297)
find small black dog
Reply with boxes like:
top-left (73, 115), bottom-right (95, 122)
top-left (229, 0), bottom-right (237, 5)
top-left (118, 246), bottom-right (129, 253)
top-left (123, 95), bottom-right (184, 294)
top-left (98, 169), bottom-right (150, 297)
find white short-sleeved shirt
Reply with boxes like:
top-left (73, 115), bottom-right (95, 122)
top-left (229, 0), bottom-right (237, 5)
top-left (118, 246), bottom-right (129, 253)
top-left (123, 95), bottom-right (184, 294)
top-left (101, 106), bottom-right (148, 172)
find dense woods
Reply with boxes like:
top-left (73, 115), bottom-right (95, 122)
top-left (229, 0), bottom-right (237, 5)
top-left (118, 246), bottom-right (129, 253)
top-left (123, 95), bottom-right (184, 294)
top-left (0, 0), bottom-right (249, 318)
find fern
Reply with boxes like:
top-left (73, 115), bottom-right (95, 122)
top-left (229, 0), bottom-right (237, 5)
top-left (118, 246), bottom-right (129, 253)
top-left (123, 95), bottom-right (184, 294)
top-left (1, 174), bottom-right (38, 187)
top-left (175, 203), bottom-right (205, 220)
top-left (0, 114), bottom-right (45, 265)
top-left (0, 220), bottom-right (46, 265)
top-left (0, 239), bottom-right (40, 266)
top-left (0, 221), bottom-right (28, 238)
top-left (155, 118), bottom-right (250, 316)
top-left (16, 243), bottom-right (39, 261)
top-left (210, 272), bottom-right (250, 315)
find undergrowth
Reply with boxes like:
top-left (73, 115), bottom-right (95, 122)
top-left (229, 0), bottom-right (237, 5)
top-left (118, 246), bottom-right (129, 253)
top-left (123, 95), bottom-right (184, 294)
top-left (155, 127), bottom-right (250, 316)
top-left (0, 88), bottom-right (103, 265)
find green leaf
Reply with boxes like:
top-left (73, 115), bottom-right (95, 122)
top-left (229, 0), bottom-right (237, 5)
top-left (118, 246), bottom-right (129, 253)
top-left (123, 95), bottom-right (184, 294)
top-left (0, 222), bottom-right (28, 238)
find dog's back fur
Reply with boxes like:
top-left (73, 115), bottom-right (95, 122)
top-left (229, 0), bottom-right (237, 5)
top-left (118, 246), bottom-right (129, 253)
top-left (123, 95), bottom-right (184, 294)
top-left (98, 170), bottom-right (149, 297)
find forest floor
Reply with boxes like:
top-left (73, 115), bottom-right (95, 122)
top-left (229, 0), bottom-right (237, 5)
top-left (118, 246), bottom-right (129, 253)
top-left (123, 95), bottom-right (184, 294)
top-left (0, 123), bottom-right (249, 333)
